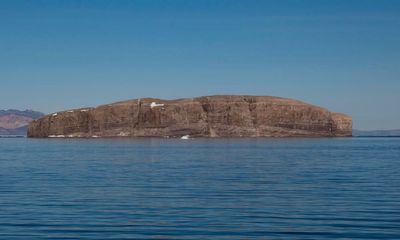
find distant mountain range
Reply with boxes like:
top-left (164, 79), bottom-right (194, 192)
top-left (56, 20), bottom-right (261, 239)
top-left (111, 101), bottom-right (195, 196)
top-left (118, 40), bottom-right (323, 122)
top-left (353, 129), bottom-right (400, 137)
top-left (0, 110), bottom-right (44, 136)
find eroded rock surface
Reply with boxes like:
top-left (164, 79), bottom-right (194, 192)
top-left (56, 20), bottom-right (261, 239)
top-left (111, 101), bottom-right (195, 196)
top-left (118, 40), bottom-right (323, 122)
top-left (28, 96), bottom-right (352, 138)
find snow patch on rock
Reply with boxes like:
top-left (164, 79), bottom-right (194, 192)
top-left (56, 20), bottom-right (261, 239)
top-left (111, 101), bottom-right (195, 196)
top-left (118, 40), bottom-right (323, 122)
top-left (118, 132), bottom-right (129, 137)
top-left (181, 135), bottom-right (190, 140)
top-left (150, 102), bottom-right (165, 109)
top-left (48, 135), bottom-right (65, 138)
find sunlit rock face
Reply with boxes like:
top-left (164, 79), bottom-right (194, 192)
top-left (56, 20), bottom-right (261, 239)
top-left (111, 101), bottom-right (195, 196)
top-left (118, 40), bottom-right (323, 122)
top-left (28, 95), bottom-right (352, 138)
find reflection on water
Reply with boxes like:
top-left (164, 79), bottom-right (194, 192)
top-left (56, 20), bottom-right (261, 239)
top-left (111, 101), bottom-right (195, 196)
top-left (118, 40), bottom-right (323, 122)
top-left (0, 138), bottom-right (399, 239)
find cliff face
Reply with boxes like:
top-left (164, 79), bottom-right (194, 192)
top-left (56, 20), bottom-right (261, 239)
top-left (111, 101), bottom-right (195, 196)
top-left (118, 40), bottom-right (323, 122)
top-left (28, 96), bottom-right (352, 138)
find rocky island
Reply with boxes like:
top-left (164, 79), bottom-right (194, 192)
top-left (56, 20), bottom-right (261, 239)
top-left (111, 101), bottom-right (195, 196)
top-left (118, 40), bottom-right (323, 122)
top-left (28, 95), bottom-right (352, 138)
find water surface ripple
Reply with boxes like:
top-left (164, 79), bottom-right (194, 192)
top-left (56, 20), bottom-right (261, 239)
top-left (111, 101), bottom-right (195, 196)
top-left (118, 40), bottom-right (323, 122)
top-left (0, 138), bottom-right (399, 239)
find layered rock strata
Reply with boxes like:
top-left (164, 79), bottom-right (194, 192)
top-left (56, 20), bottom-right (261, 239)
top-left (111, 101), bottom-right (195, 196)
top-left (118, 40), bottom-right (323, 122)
top-left (28, 96), bottom-right (352, 138)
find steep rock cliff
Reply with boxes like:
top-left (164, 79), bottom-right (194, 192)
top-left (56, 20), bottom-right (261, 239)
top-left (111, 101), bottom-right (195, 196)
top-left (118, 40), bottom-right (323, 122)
top-left (28, 96), bottom-right (352, 138)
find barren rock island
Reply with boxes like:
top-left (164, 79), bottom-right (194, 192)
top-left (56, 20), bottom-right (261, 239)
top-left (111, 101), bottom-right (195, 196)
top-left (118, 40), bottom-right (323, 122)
top-left (28, 95), bottom-right (352, 138)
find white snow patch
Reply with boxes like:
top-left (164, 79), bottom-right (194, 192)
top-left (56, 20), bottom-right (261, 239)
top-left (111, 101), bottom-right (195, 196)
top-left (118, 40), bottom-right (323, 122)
top-left (67, 111), bottom-right (74, 113)
top-left (92, 135), bottom-right (100, 138)
top-left (150, 102), bottom-right (165, 109)
top-left (181, 135), bottom-right (190, 140)
top-left (118, 132), bottom-right (129, 137)
top-left (80, 109), bottom-right (89, 112)
top-left (48, 135), bottom-right (65, 138)
top-left (52, 113), bottom-right (58, 116)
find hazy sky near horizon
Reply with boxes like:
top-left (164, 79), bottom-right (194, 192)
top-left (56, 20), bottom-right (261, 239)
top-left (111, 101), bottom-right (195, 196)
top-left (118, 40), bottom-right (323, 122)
top-left (1, 0), bottom-right (399, 130)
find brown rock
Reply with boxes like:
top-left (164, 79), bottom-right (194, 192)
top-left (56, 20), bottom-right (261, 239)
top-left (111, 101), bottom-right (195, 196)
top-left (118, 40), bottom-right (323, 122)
top-left (27, 95), bottom-right (352, 138)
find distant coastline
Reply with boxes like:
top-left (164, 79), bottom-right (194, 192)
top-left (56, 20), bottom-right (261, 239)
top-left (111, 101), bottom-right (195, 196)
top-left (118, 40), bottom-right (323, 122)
top-left (354, 136), bottom-right (400, 138)
top-left (353, 129), bottom-right (400, 137)
top-left (0, 135), bottom-right (26, 138)
top-left (0, 109), bottom-right (44, 136)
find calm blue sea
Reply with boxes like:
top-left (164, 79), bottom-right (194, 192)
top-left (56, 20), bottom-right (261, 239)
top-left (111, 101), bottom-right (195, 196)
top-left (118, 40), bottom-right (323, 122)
top-left (0, 137), bottom-right (399, 239)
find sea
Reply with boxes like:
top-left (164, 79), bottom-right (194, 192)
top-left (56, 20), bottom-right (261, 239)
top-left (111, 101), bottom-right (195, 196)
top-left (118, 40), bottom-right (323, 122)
top-left (0, 137), bottom-right (399, 239)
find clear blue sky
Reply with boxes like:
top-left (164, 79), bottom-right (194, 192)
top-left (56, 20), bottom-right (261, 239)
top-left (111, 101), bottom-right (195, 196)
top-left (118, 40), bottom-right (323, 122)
top-left (1, 0), bottom-right (399, 130)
